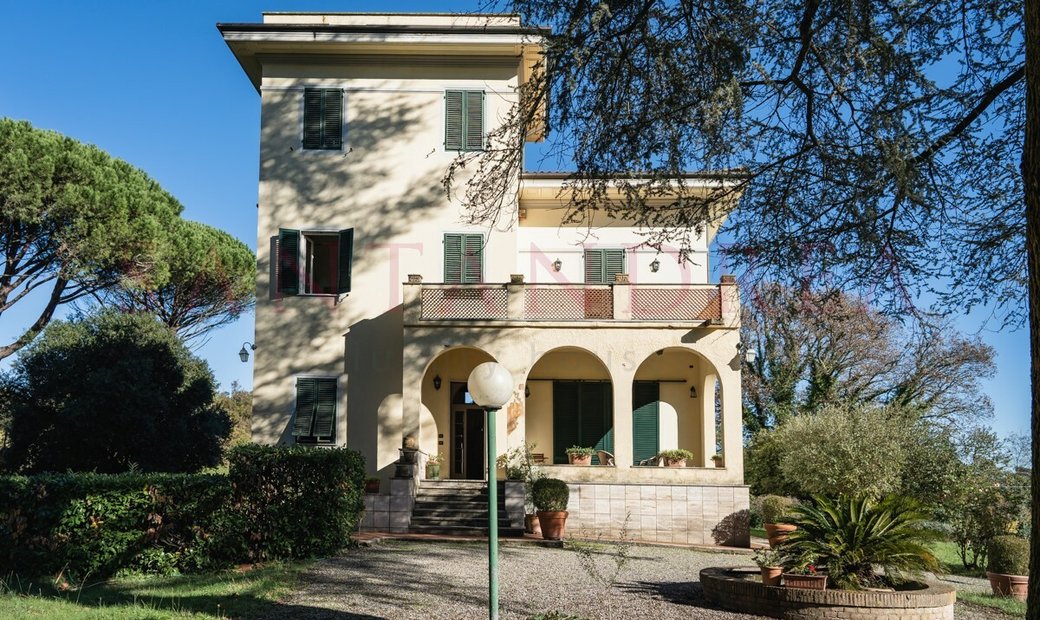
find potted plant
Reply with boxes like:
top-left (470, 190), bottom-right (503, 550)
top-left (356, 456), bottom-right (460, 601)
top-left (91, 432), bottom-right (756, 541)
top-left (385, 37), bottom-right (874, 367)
top-left (566, 446), bottom-right (595, 466)
top-left (364, 476), bottom-right (381, 494)
top-left (986, 535), bottom-right (1029, 600)
top-left (425, 452), bottom-right (443, 479)
top-left (761, 495), bottom-right (797, 548)
top-left (658, 448), bottom-right (694, 467)
top-left (711, 453), bottom-right (724, 468)
top-left (533, 477), bottom-right (570, 540)
top-left (782, 560), bottom-right (828, 590)
top-left (752, 548), bottom-right (785, 586)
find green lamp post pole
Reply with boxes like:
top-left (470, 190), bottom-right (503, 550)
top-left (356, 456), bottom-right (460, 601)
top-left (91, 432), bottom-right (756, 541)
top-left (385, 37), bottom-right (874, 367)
top-left (467, 362), bottom-right (513, 620)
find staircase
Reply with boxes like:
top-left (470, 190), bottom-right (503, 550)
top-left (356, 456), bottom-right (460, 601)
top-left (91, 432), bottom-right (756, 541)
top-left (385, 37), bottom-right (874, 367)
top-left (409, 480), bottom-right (524, 537)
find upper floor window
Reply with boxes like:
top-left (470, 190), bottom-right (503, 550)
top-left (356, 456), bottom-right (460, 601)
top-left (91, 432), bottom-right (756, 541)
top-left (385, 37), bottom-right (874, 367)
top-left (584, 249), bottom-right (626, 284)
top-left (277, 228), bottom-right (354, 296)
top-left (444, 233), bottom-right (483, 283)
top-left (303, 88), bottom-right (343, 150)
top-left (444, 90), bottom-right (484, 151)
top-left (293, 376), bottom-right (337, 443)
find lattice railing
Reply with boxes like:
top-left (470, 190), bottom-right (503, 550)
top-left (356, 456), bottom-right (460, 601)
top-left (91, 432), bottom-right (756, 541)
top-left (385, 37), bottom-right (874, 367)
top-left (630, 287), bottom-right (721, 321)
top-left (420, 286), bottom-right (509, 320)
top-left (524, 286), bottom-right (613, 320)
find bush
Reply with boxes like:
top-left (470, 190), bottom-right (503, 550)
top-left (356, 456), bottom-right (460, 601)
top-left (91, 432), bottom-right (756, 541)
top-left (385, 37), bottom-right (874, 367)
top-left (760, 495), bottom-right (795, 523)
top-left (0, 445), bottom-right (366, 581)
top-left (229, 444), bottom-right (365, 561)
top-left (987, 536), bottom-right (1029, 575)
top-left (783, 494), bottom-right (942, 589)
top-left (532, 478), bottom-right (570, 512)
top-left (657, 449), bottom-right (694, 461)
top-left (1, 311), bottom-right (229, 473)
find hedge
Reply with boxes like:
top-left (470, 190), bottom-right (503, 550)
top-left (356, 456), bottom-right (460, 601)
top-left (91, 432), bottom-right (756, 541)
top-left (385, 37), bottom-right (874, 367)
top-left (0, 445), bottom-right (365, 581)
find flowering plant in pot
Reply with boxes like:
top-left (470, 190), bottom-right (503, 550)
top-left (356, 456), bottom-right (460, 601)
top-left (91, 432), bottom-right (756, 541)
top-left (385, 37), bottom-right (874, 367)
top-left (533, 477), bottom-right (570, 540)
top-left (752, 548), bottom-right (785, 586)
top-left (658, 448), bottom-right (694, 467)
top-left (986, 535), bottom-right (1029, 600)
top-left (565, 446), bottom-right (595, 466)
top-left (782, 559), bottom-right (828, 590)
top-left (425, 452), bottom-right (443, 479)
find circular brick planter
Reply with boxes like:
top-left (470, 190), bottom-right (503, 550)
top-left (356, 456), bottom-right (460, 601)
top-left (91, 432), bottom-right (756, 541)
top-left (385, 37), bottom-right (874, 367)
top-left (700, 567), bottom-right (956, 620)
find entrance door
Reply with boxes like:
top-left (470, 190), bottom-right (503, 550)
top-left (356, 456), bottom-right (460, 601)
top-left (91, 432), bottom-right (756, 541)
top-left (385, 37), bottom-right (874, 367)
top-left (452, 407), bottom-right (485, 480)
top-left (450, 382), bottom-right (486, 480)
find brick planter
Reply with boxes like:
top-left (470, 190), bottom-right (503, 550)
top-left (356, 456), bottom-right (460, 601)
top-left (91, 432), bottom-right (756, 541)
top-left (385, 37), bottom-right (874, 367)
top-left (700, 567), bottom-right (956, 620)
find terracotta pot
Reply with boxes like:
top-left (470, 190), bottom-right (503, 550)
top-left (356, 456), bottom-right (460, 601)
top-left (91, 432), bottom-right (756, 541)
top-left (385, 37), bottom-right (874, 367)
top-left (568, 454), bottom-right (592, 466)
top-left (783, 573), bottom-right (827, 589)
top-left (764, 523), bottom-right (797, 548)
top-left (760, 566), bottom-right (783, 587)
top-left (663, 458), bottom-right (687, 468)
top-left (364, 479), bottom-right (381, 494)
top-left (537, 510), bottom-right (568, 540)
top-left (712, 458), bottom-right (724, 468)
top-left (987, 572), bottom-right (1029, 601)
top-left (525, 513), bottom-right (542, 536)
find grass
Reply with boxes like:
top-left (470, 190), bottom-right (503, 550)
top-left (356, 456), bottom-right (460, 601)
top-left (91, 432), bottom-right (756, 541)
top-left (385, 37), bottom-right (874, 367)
top-left (750, 527), bottom-right (767, 539)
top-left (958, 591), bottom-right (1028, 616)
top-left (929, 540), bottom-right (986, 578)
top-left (0, 562), bottom-right (309, 619)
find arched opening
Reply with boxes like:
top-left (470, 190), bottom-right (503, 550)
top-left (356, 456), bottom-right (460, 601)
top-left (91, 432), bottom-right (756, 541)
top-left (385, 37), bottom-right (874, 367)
top-left (525, 347), bottom-right (613, 465)
top-left (420, 347), bottom-right (496, 479)
top-left (632, 347), bottom-right (722, 467)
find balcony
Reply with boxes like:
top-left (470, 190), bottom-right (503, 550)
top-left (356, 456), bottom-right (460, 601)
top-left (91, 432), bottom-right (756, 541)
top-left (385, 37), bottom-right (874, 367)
top-left (403, 275), bottom-right (739, 327)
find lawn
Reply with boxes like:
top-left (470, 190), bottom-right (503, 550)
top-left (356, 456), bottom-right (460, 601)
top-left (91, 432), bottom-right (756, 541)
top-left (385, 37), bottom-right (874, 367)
top-left (930, 540), bottom-right (986, 578)
top-left (0, 563), bottom-right (308, 619)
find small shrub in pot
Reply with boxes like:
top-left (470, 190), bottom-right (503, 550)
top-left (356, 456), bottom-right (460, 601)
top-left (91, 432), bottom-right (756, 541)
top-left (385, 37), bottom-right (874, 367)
top-left (533, 478), bottom-right (570, 540)
top-left (986, 535), bottom-right (1030, 600)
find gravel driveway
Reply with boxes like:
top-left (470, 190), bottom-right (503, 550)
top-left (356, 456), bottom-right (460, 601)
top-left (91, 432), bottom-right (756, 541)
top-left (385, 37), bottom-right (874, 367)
top-left (260, 540), bottom-right (1016, 620)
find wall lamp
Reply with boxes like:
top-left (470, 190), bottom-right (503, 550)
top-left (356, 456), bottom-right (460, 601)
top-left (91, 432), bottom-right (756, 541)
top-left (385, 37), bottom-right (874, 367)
top-left (689, 385), bottom-right (698, 398)
top-left (650, 258), bottom-right (661, 273)
top-left (737, 342), bottom-right (757, 364)
top-left (433, 374), bottom-right (442, 390)
top-left (552, 258), bottom-right (563, 272)
top-left (238, 342), bottom-right (257, 363)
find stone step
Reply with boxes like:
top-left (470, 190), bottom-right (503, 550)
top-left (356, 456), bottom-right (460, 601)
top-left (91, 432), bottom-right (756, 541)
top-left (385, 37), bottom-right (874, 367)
top-left (411, 507), bottom-right (506, 519)
top-left (410, 515), bottom-right (514, 527)
top-left (408, 524), bottom-right (526, 537)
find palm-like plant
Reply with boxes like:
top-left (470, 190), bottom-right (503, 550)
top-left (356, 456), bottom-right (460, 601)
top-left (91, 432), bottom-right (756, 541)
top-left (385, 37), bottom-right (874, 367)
top-left (781, 494), bottom-right (942, 589)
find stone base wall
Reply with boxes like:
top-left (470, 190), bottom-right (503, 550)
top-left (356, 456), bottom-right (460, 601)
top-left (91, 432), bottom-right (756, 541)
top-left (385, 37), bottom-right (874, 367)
top-left (700, 568), bottom-right (956, 620)
top-left (564, 483), bottom-right (750, 547)
top-left (360, 478), bottom-right (415, 532)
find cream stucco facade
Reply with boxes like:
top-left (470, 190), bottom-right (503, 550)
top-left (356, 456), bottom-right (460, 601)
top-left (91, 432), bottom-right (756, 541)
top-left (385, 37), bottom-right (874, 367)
top-left (221, 12), bottom-right (749, 546)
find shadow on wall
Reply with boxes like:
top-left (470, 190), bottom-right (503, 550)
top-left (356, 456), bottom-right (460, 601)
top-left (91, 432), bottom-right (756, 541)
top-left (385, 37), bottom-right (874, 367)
top-left (345, 306), bottom-right (403, 476)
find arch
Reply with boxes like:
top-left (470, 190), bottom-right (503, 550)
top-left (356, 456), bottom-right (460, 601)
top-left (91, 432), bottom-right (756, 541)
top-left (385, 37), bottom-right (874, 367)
top-left (632, 346), bottom-right (722, 467)
top-left (526, 346), bottom-right (614, 465)
top-left (420, 346), bottom-right (497, 479)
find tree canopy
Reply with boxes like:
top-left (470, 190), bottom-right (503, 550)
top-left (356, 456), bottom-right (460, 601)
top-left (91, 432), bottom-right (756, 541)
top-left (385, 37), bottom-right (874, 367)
top-left (0, 118), bottom-right (181, 359)
top-left (100, 219), bottom-right (255, 342)
top-left (1, 310), bottom-right (229, 473)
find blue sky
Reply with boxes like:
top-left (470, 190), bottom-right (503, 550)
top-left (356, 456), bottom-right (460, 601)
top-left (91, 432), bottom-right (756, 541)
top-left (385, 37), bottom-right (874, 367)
top-left (0, 1), bottom-right (1029, 440)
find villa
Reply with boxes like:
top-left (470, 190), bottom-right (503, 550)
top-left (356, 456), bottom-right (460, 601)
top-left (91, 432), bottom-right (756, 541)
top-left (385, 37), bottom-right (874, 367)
top-left (220, 12), bottom-right (750, 546)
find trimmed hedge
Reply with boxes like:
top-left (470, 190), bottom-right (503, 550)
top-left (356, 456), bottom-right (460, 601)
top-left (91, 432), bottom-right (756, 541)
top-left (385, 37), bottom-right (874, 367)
top-left (987, 535), bottom-right (1029, 575)
top-left (0, 445), bottom-right (365, 581)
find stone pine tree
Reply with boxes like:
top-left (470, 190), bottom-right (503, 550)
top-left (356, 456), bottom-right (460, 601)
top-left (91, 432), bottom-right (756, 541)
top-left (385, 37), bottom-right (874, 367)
top-left (448, 1), bottom-right (1037, 612)
top-left (0, 118), bottom-right (181, 359)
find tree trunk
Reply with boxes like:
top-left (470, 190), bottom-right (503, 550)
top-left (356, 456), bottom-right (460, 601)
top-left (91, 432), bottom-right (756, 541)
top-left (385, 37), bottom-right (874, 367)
top-left (1024, 0), bottom-right (1039, 616)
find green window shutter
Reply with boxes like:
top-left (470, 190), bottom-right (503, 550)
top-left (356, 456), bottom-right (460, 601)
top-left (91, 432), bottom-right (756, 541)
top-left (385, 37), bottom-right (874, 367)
top-left (278, 228), bottom-right (300, 296)
top-left (464, 91), bottom-right (484, 150)
top-left (312, 378), bottom-right (337, 439)
top-left (337, 228), bottom-right (354, 294)
top-left (461, 233), bottom-right (483, 283)
top-left (552, 381), bottom-right (581, 464)
top-left (604, 249), bottom-right (625, 282)
top-left (323, 90), bottom-right (343, 149)
top-left (581, 382), bottom-right (614, 464)
top-left (303, 88), bottom-right (342, 150)
top-left (585, 249), bottom-right (605, 283)
top-left (632, 381), bottom-right (660, 465)
top-left (444, 233), bottom-right (463, 283)
top-left (303, 89), bottom-right (323, 149)
top-left (293, 378), bottom-right (317, 437)
top-left (445, 91), bottom-right (464, 150)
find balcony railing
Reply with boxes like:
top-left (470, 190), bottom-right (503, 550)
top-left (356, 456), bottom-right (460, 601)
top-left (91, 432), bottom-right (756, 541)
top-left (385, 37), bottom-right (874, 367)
top-left (406, 275), bottom-right (739, 325)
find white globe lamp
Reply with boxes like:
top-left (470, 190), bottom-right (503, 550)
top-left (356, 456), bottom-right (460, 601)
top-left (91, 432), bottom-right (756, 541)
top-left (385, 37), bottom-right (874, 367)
top-left (467, 362), bottom-right (513, 410)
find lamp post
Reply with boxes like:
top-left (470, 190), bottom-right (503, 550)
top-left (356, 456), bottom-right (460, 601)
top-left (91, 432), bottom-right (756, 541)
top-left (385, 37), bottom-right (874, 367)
top-left (466, 362), bottom-right (513, 620)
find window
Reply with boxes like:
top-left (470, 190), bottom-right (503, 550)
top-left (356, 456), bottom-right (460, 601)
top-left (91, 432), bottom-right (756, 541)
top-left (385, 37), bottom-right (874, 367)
top-left (552, 381), bottom-right (614, 464)
top-left (444, 233), bottom-right (483, 283)
top-left (302, 88), bottom-right (343, 150)
top-left (444, 90), bottom-right (484, 151)
top-left (277, 228), bottom-right (354, 296)
top-left (584, 248), bottom-right (626, 284)
top-left (293, 377), bottom-right (337, 443)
